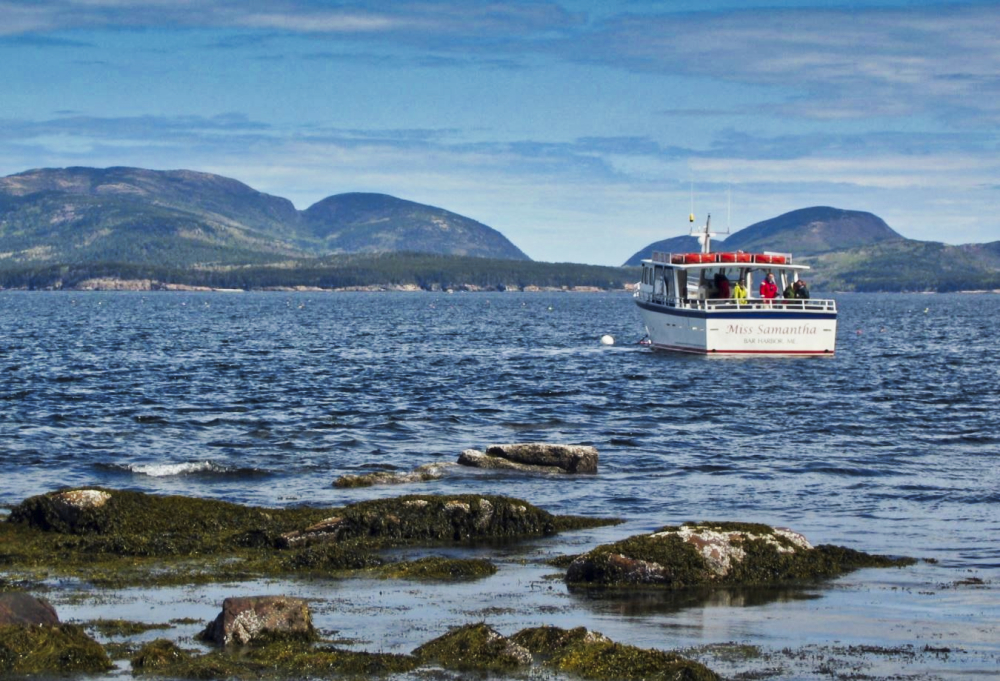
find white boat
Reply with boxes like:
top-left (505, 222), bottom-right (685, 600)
top-left (633, 216), bottom-right (837, 355)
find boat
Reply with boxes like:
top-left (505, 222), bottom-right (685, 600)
top-left (633, 215), bottom-right (837, 355)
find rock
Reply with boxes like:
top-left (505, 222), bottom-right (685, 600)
top-left (566, 522), bottom-right (913, 588)
top-left (278, 516), bottom-right (346, 549)
top-left (334, 463), bottom-right (452, 488)
top-left (8, 489), bottom-right (113, 533)
top-left (511, 626), bottom-right (718, 680)
top-left (458, 449), bottom-right (569, 473)
top-left (415, 623), bottom-right (532, 671)
top-left (0, 592), bottom-right (59, 626)
top-left (201, 596), bottom-right (315, 646)
top-left (484, 443), bottom-right (598, 473)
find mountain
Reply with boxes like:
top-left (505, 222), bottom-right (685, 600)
top-left (622, 234), bottom-right (704, 267)
top-left (0, 166), bottom-right (529, 268)
top-left (719, 207), bottom-right (902, 255)
top-left (303, 193), bottom-right (529, 260)
top-left (624, 206), bottom-right (1000, 292)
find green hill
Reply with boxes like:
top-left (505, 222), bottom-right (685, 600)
top-left (721, 206), bottom-right (901, 255)
top-left (304, 193), bottom-right (529, 260)
top-left (0, 167), bottom-right (528, 268)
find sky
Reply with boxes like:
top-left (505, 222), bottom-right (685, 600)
top-left (1, 0), bottom-right (998, 265)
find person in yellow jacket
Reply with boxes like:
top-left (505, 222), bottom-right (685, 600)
top-left (733, 279), bottom-right (748, 304)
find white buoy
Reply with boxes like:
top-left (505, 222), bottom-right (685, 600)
top-left (600, 334), bottom-right (615, 346)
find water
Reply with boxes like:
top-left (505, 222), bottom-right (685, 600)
top-left (1, 291), bottom-right (999, 678)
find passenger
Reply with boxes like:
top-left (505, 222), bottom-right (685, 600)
top-left (759, 272), bottom-right (778, 299)
top-left (783, 282), bottom-right (796, 299)
top-left (733, 279), bottom-right (748, 303)
top-left (714, 272), bottom-right (731, 299)
top-left (795, 279), bottom-right (810, 299)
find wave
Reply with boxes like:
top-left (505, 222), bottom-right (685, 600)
top-left (96, 460), bottom-right (271, 479)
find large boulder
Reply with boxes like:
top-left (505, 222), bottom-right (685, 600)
top-left (0, 593), bottom-right (59, 626)
top-left (200, 596), bottom-right (315, 646)
top-left (458, 449), bottom-right (568, 473)
top-left (566, 522), bottom-right (913, 588)
top-left (459, 444), bottom-right (598, 474)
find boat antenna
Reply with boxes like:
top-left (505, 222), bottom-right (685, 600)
top-left (689, 181), bottom-right (694, 223)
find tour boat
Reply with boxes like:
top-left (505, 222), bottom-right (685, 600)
top-left (633, 216), bottom-right (837, 355)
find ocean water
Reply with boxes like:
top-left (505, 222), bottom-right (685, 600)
top-left (1, 290), bottom-right (998, 678)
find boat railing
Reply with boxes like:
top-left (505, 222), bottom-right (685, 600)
top-left (636, 289), bottom-right (836, 313)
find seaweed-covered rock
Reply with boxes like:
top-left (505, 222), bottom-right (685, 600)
top-left (415, 622), bottom-right (531, 671)
top-left (476, 443), bottom-right (599, 473)
top-left (131, 638), bottom-right (191, 671)
top-left (7, 488), bottom-right (328, 554)
top-left (511, 626), bottom-right (717, 680)
top-left (458, 449), bottom-right (571, 473)
top-left (566, 522), bottom-right (913, 588)
top-left (201, 596), bottom-right (315, 646)
top-left (554, 639), bottom-right (718, 680)
top-left (281, 494), bottom-right (614, 547)
top-left (0, 623), bottom-right (112, 674)
top-left (334, 463), bottom-right (452, 488)
top-left (511, 625), bottom-right (610, 654)
top-left (0, 592), bottom-right (59, 626)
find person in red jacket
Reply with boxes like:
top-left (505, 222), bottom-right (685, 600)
top-left (759, 272), bottom-right (778, 299)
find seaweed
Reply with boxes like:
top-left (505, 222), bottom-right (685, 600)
top-left (1, 489), bottom-right (617, 589)
top-left (414, 622), bottom-right (531, 671)
top-left (131, 638), bottom-right (419, 678)
top-left (85, 618), bottom-right (172, 637)
top-left (0, 623), bottom-right (112, 674)
top-left (378, 556), bottom-right (498, 580)
top-left (555, 639), bottom-right (719, 680)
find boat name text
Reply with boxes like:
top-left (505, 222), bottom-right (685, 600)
top-left (726, 324), bottom-right (818, 335)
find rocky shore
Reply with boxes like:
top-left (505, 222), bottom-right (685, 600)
top-left (0, 485), bottom-right (922, 678)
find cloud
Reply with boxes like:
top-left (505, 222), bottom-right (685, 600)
top-left (570, 4), bottom-right (1000, 125)
top-left (0, 0), bottom-right (582, 43)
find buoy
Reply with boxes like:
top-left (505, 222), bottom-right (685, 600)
top-left (600, 334), bottom-right (615, 346)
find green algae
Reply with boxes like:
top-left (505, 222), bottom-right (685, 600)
top-left (512, 626), bottom-right (718, 680)
top-left (554, 639), bottom-right (719, 680)
top-left (85, 618), bottom-right (172, 637)
top-left (131, 638), bottom-right (419, 679)
top-left (0, 623), bottom-right (113, 674)
top-left (378, 556), bottom-right (497, 581)
top-left (414, 622), bottom-right (530, 671)
top-left (1, 489), bottom-right (617, 589)
top-left (511, 624), bottom-right (602, 655)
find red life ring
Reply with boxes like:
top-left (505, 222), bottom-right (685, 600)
top-left (770, 255), bottom-right (787, 264)
top-left (755, 254), bottom-right (773, 264)
top-left (736, 252), bottom-right (752, 263)
top-left (717, 252), bottom-right (737, 263)
top-left (670, 254), bottom-right (685, 264)
top-left (683, 253), bottom-right (702, 264)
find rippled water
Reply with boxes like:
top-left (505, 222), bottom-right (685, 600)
top-left (2, 290), bottom-right (999, 677)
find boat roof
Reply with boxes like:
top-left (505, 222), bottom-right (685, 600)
top-left (641, 251), bottom-right (810, 271)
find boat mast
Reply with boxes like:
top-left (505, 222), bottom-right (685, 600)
top-left (692, 213), bottom-right (715, 255)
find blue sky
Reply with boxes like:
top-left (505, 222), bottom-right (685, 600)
top-left (1, 0), bottom-right (997, 265)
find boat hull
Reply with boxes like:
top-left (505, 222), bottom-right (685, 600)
top-left (636, 301), bottom-right (837, 355)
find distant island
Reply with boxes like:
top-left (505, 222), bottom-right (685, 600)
top-left (1, 166), bottom-right (997, 292)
